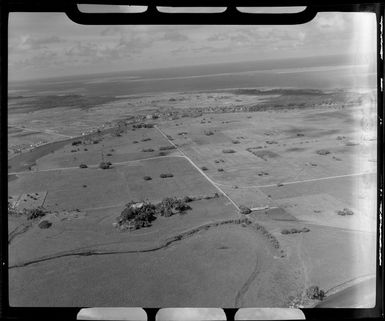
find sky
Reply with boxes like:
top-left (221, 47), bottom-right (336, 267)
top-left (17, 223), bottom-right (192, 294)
top-left (8, 7), bottom-right (377, 81)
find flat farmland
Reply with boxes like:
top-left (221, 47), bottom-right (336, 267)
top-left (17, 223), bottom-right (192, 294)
top-left (9, 156), bottom-right (220, 211)
top-left (157, 105), bottom-right (376, 210)
top-left (10, 224), bottom-right (287, 307)
top-left (8, 155), bottom-right (240, 267)
top-left (261, 173), bottom-right (376, 208)
top-left (298, 224), bottom-right (376, 294)
top-left (249, 219), bottom-right (375, 307)
top-left (8, 87), bottom-right (378, 308)
top-left (8, 196), bottom-right (238, 267)
top-left (8, 126), bottom-right (63, 155)
top-left (274, 192), bottom-right (376, 232)
top-left (10, 191), bottom-right (47, 211)
top-left (244, 205), bottom-right (376, 307)
top-left (34, 127), bottom-right (177, 171)
top-left (218, 186), bottom-right (273, 209)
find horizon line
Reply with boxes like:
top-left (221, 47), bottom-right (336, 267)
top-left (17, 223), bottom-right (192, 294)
top-left (8, 52), bottom-right (362, 84)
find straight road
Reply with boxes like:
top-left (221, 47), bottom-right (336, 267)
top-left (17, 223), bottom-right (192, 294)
top-left (154, 125), bottom-right (241, 212)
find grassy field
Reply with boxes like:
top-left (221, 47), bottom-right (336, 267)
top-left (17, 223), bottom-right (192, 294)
top-left (8, 89), bottom-right (377, 307)
top-left (156, 104), bottom-right (376, 209)
top-left (33, 127), bottom-right (177, 170)
top-left (10, 224), bottom-right (282, 307)
top-left (8, 197), bottom-right (238, 266)
top-left (9, 156), bottom-right (221, 211)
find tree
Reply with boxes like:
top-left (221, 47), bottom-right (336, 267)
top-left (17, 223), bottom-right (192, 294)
top-left (239, 205), bottom-right (251, 214)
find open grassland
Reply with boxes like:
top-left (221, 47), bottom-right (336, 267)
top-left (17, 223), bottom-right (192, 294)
top-left (245, 206), bottom-right (376, 307)
top-left (10, 224), bottom-right (286, 307)
top-left (158, 105), bottom-right (375, 187)
top-left (9, 157), bottom-right (219, 211)
top-left (8, 88), bottom-right (369, 155)
top-left (152, 105), bottom-right (376, 221)
top-left (9, 126), bottom-right (178, 173)
top-left (8, 197), bottom-right (238, 267)
top-left (33, 127), bottom-right (177, 171)
top-left (8, 151), bottom-right (240, 267)
top-left (8, 89), bottom-right (377, 307)
top-left (262, 177), bottom-right (376, 228)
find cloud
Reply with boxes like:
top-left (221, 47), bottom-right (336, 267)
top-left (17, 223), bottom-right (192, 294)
top-left (192, 45), bottom-right (216, 53)
top-left (65, 42), bottom-right (98, 57)
top-left (206, 33), bottom-right (228, 42)
top-left (171, 46), bottom-right (188, 55)
top-left (117, 35), bottom-right (154, 53)
top-left (15, 50), bottom-right (58, 69)
top-left (162, 30), bottom-right (189, 42)
top-left (315, 12), bottom-right (347, 30)
top-left (8, 12), bottom-right (377, 81)
top-left (11, 35), bottom-right (64, 51)
top-left (100, 26), bottom-right (122, 36)
top-left (62, 34), bottom-right (153, 63)
top-left (206, 29), bottom-right (259, 46)
top-left (229, 33), bottom-right (250, 45)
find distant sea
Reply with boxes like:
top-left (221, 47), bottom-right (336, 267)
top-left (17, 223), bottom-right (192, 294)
top-left (9, 55), bottom-right (376, 97)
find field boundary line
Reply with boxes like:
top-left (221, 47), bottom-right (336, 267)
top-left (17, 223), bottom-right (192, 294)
top-left (215, 172), bottom-right (376, 189)
top-left (83, 204), bottom-right (125, 211)
top-left (8, 155), bottom-right (185, 175)
top-left (154, 125), bottom-right (240, 212)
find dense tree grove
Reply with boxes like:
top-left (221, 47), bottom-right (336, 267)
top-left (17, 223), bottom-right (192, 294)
top-left (116, 197), bottom-right (193, 230)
